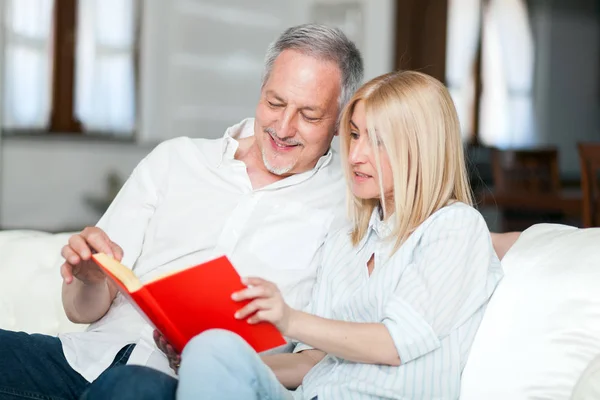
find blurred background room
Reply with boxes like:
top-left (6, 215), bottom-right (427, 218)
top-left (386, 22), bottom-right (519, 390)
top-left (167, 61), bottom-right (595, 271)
top-left (0, 0), bottom-right (598, 234)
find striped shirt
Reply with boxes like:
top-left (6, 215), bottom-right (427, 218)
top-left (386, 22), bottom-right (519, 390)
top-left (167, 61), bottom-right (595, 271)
top-left (292, 202), bottom-right (503, 400)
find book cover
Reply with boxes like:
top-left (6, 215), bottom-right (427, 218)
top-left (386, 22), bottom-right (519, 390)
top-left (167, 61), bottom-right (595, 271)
top-left (91, 253), bottom-right (286, 354)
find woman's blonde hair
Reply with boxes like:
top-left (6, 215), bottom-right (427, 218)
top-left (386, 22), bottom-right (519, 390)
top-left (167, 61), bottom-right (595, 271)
top-left (339, 70), bottom-right (473, 252)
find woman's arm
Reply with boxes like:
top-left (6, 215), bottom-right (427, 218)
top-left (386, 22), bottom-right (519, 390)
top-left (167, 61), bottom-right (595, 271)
top-left (233, 278), bottom-right (400, 366)
top-left (286, 312), bottom-right (400, 366)
top-left (261, 349), bottom-right (326, 389)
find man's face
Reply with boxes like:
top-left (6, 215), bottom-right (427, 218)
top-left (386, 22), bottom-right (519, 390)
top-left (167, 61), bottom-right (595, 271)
top-left (254, 49), bottom-right (342, 176)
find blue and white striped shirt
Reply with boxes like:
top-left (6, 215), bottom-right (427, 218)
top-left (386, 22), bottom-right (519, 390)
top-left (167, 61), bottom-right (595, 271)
top-left (292, 202), bottom-right (503, 400)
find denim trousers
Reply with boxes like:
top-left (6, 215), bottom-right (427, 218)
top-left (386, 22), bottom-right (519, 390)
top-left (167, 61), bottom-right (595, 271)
top-left (0, 329), bottom-right (134, 400)
top-left (176, 329), bottom-right (295, 400)
top-left (76, 329), bottom-right (320, 399)
top-left (78, 329), bottom-right (294, 400)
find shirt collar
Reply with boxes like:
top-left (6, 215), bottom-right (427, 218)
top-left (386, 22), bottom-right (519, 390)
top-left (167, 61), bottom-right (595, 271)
top-left (218, 118), bottom-right (255, 166)
top-left (369, 207), bottom-right (394, 238)
top-left (355, 207), bottom-right (395, 253)
top-left (217, 117), bottom-right (335, 175)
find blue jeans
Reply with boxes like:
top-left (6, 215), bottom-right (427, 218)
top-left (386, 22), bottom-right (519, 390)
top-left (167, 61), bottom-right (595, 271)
top-left (177, 329), bottom-right (294, 400)
top-left (0, 329), bottom-right (134, 400)
top-left (80, 365), bottom-right (177, 400)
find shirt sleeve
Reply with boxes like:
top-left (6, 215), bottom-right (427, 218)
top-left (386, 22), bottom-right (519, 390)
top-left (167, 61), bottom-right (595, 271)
top-left (381, 204), bottom-right (495, 364)
top-left (95, 140), bottom-right (174, 270)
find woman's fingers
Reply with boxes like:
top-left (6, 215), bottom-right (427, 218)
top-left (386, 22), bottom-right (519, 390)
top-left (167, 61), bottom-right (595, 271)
top-left (247, 310), bottom-right (269, 325)
top-left (234, 298), bottom-right (274, 320)
top-left (232, 277), bottom-right (279, 301)
top-left (241, 277), bottom-right (268, 286)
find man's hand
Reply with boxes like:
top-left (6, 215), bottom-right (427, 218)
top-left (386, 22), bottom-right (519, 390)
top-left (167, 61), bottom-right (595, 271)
top-left (60, 227), bottom-right (123, 285)
top-left (153, 330), bottom-right (181, 373)
top-left (232, 277), bottom-right (295, 335)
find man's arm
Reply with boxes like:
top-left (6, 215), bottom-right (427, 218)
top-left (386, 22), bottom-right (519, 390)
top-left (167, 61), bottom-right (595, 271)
top-left (61, 227), bottom-right (123, 323)
top-left (261, 349), bottom-right (326, 389)
top-left (62, 273), bottom-right (118, 324)
top-left (61, 141), bottom-right (173, 323)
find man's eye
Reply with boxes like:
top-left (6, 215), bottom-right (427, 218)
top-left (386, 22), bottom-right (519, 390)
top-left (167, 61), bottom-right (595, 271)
top-left (267, 101), bottom-right (283, 108)
top-left (302, 114), bottom-right (319, 122)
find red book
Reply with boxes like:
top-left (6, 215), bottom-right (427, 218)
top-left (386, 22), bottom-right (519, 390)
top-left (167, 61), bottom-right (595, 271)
top-left (91, 253), bottom-right (286, 354)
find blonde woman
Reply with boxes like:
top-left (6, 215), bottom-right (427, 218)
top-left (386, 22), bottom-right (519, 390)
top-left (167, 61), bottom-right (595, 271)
top-left (176, 71), bottom-right (503, 400)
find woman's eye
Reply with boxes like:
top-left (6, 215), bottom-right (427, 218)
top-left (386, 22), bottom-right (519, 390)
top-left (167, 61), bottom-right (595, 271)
top-left (350, 131), bottom-right (359, 140)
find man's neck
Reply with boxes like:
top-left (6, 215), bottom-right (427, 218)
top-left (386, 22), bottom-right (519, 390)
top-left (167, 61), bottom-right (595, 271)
top-left (235, 136), bottom-right (287, 190)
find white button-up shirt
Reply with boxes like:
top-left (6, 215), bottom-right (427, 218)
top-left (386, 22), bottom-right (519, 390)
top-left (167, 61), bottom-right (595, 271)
top-left (59, 118), bottom-right (346, 382)
top-left (293, 202), bottom-right (503, 400)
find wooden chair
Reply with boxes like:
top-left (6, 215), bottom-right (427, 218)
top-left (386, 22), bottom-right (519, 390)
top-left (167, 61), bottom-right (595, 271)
top-left (578, 143), bottom-right (600, 227)
top-left (489, 147), bottom-right (562, 231)
top-left (490, 147), bottom-right (561, 195)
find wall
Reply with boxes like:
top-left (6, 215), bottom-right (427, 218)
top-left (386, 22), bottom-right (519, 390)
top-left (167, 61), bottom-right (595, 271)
top-left (532, 0), bottom-right (600, 176)
top-left (0, 0), bottom-right (395, 231)
top-left (0, 139), bottom-right (152, 230)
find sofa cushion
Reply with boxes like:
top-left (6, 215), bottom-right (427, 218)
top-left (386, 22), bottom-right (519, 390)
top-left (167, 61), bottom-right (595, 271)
top-left (460, 223), bottom-right (600, 400)
top-left (0, 230), bottom-right (86, 335)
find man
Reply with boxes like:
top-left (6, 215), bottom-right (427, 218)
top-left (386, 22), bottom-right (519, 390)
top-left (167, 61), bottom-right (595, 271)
top-left (0, 24), bottom-right (363, 400)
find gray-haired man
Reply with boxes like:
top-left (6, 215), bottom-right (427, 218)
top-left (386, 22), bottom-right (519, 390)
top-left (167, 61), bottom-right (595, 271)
top-left (0, 24), bottom-right (363, 400)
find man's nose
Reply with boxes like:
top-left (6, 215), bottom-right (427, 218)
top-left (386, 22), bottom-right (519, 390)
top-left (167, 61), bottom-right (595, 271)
top-left (278, 110), bottom-right (297, 139)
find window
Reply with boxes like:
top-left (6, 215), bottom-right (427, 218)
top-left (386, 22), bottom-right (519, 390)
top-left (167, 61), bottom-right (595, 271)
top-left (2, 0), bottom-right (139, 137)
top-left (446, 0), bottom-right (535, 147)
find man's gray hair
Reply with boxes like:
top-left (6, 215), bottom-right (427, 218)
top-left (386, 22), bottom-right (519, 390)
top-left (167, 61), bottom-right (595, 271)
top-left (261, 23), bottom-right (364, 123)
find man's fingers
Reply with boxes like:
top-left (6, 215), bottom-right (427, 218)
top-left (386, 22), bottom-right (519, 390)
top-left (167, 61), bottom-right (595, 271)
top-left (68, 235), bottom-right (93, 260)
top-left (110, 242), bottom-right (124, 262)
top-left (81, 228), bottom-right (114, 258)
top-left (61, 245), bottom-right (80, 266)
top-left (153, 330), bottom-right (165, 352)
top-left (166, 344), bottom-right (179, 358)
top-left (159, 336), bottom-right (168, 353)
top-left (60, 263), bottom-right (74, 284)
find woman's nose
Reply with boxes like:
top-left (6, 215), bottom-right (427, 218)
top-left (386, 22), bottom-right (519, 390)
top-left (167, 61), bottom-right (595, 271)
top-left (349, 140), bottom-right (368, 164)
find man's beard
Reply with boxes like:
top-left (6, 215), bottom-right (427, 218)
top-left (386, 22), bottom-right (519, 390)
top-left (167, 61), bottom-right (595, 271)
top-left (261, 127), bottom-right (300, 176)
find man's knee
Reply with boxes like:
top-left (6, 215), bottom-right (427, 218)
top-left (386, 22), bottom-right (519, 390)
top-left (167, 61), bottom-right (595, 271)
top-left (82, 365), bottom-right (177, 400)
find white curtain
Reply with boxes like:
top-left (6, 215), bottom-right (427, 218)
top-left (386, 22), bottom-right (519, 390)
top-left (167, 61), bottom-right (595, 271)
top-left (479, 0), bottom-right (535, 147)
top-left (446, 0), bottom-right (535, 147)
top-left (76, 0), bottom-right (137, 135)
top-left (2, 0), bottom-right (54, 130)
top-left (445, 0), bottom-right (482, 141)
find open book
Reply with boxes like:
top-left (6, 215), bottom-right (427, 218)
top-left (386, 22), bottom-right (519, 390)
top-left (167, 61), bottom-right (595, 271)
top-left (91, 253), bottom-right (286, 353)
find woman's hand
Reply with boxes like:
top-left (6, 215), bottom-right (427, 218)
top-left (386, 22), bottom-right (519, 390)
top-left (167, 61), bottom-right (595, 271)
top-left (232, 277), bottom-right (295, 335)
top-left (153, 329), bottom-right (181, 373)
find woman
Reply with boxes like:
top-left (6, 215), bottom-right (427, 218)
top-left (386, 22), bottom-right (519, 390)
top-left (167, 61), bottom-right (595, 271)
top-left (176, 71), bottom-right (503, 399)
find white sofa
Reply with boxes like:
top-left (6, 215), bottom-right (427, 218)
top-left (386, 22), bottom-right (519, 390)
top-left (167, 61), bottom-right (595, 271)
top-left (0, 230), bottom-right (86, 334)
top-left (0, 224), bottom-right (599, 399)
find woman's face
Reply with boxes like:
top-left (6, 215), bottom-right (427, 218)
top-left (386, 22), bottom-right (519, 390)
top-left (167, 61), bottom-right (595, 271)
top-left (347, 101), bottom-right (394, 206)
